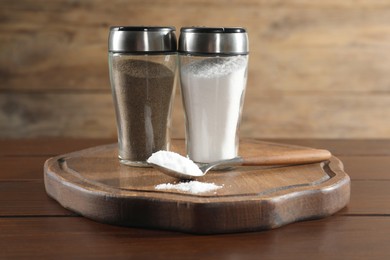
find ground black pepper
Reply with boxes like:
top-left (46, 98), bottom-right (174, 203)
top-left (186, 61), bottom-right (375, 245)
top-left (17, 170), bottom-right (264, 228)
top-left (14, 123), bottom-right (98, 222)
top-left (110, 58), bottom-right (175, 163)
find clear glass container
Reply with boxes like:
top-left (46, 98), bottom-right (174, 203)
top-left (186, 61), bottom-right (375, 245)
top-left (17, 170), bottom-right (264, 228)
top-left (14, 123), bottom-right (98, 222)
top-left (179, 27), bottom-right (249, 163)
top-left (108, 26), bottom-right (177, 167)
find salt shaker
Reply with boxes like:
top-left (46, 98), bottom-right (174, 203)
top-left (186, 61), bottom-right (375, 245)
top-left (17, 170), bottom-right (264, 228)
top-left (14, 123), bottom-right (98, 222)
top-left (108, 26), bottom-right (177, 167)
top-left (179, 27), bottom-right (249, 163)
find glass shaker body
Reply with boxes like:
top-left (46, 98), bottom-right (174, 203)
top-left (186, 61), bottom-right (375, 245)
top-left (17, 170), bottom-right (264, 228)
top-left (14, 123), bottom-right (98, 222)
top-left (179, 27), bottom-right (249, 163)
top-left (108, 27), bottom-right (177, 167)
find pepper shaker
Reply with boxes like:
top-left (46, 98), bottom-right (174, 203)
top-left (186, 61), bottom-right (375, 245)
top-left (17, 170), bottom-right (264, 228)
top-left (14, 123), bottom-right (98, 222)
top-left (108, 26), bottom-right (177, 167)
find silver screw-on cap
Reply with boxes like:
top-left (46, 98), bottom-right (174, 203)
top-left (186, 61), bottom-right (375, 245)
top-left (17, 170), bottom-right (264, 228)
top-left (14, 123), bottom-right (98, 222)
top-left (108, 26), bottom-right (177, 53)
top-left (179, 27), bottom-right (248, 55)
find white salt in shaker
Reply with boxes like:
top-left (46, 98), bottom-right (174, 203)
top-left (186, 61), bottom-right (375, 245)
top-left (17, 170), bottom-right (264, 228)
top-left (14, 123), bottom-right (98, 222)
top-left (178, 27), bottom-right (249, 163)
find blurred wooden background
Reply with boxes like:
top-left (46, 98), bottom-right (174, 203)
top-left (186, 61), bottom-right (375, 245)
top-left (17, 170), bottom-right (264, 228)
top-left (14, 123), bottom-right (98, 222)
top-left (0, 0), bottom-right (389, 139)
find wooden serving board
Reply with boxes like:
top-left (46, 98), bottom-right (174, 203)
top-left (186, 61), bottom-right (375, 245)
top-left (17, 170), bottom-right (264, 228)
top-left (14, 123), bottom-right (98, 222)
top-left (44, 140), bottom-right (350, 234)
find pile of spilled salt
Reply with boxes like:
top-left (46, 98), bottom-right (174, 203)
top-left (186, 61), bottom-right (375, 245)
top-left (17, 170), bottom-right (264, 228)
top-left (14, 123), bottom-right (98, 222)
top-left (147, 150), bottom-right (203, 177)
top-left (155, 181), bottom-right (223, 194)
top-left (148, 150), bottom-right (224, 194)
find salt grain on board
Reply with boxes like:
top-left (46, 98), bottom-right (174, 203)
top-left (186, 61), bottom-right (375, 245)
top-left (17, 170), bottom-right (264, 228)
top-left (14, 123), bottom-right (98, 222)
top-left (155, 181), bottom-right (223, 194)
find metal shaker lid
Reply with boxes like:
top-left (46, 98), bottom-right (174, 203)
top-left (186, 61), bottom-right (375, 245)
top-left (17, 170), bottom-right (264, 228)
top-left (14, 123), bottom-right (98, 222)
top-left (108, 26), bottom-right (177, 53)
top-left (179, 27), bottom-right (249, 55)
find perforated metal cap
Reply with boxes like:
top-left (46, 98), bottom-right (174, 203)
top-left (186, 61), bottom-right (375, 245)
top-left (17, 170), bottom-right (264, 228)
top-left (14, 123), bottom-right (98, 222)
top-left (108, 26), bottom-right (177, 53)
top-left (179, 27), bottom-right (248, 55)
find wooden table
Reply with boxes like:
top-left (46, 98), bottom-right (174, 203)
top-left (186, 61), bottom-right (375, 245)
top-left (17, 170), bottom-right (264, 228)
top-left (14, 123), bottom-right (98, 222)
top-left (1, 138), bottom-right (389, 259)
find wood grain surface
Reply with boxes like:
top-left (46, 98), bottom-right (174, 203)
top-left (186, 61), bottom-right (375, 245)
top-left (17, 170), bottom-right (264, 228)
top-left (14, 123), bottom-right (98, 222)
top-left (43, 140), bottom-right (350, 234)
top-left (0, 138), bottom-right (389, 259)
top-left (1, 0), bottom-right (389, 138)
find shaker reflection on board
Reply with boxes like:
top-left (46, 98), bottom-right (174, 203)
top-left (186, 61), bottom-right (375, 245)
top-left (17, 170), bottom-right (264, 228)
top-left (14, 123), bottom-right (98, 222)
top-left (108, 26), bottom-right (177, 167)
